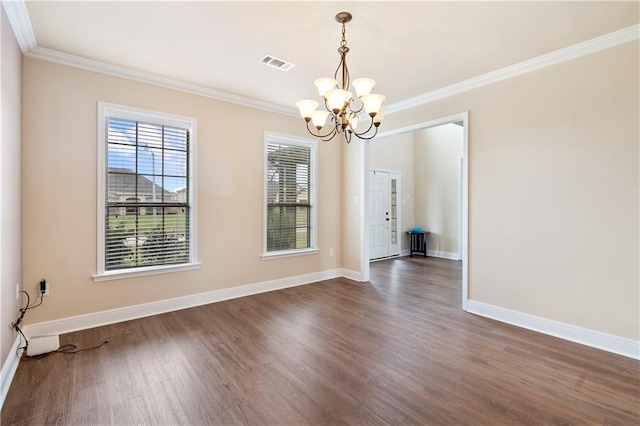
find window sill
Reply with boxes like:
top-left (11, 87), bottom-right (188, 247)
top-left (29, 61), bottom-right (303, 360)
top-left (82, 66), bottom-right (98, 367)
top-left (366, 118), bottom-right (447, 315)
top-left (260, 249), bottom-right (320, 261)
top-left (92, 262), bottom-right (201, 282)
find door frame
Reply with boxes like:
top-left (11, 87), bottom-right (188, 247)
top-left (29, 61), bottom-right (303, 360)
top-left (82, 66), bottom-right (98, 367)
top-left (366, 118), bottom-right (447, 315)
top-left (363, 111), bottom-right (469, 311)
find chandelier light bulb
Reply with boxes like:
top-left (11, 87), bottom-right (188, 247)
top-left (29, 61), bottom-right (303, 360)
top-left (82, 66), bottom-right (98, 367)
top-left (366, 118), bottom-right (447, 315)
top-left (312, 110), bottom-right (330, 129)
top-left (296, 100), bottom-right (319, 121)
top-left (314, 78), bottom-right (338, 98)
top-left (352, 78), bottom-right (376, 98)
top-left (361, 94), bottom-right (385, 116)
top-left (325, 89), bottom-right (350, 113)
top-left (373, 106), bottom-right (386, 126)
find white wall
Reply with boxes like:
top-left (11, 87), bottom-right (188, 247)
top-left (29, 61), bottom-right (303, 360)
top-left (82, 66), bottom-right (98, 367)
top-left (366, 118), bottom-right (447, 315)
top-left (415, 124), bottom-right (463, 256)
top-left (369, 132), bottom-right (415, 251)
top-left (0, 5), bottom-right (23, 369)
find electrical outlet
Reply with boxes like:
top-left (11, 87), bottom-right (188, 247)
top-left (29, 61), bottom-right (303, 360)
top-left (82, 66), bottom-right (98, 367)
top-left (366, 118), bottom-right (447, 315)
top-left (329, 248), bottom-right (334, 256)
top-left (15, 284), bottom-right (20, 300)
top-left (39, 279), bottom-right (49, 297)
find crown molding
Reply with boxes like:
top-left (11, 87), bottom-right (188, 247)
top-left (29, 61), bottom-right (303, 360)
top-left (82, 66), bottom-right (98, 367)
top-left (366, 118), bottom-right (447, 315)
top-left (386, 24), bottom-right (640, 115)
top-left (26, 46), bottom-right (299, 117)
top-left (4, 0), bottom-right (296, 116)
top-left (8, 0), bottom-right (638, 118)
top-left (2, 0), bottom-right (37, 53)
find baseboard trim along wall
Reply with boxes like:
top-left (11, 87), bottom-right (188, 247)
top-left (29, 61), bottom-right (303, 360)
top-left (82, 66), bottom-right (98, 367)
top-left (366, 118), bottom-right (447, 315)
top-left (339, 268), bottom-right (364, 282)
top-left (466, 300), bottom-right (640, 360)
top-left (23, 269), bottom-right (343, 339)
top-left (427, 250), bottom-right (460, 260)
top-left (399, 249), bottom-right (461, 260)
top-left (0, 336), bottom-right (21, 410)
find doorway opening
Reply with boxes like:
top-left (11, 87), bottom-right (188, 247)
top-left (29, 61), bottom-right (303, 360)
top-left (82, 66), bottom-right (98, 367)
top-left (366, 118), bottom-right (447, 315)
top-left (363, 111), bottom-right (469, 310)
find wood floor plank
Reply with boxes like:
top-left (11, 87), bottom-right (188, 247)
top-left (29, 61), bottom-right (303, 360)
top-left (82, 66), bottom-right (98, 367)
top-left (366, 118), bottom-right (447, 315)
top-left (2, 257), bottom-right (638, 425)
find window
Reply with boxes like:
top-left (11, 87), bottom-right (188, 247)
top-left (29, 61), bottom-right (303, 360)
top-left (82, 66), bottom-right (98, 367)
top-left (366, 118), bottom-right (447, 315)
top-left (94, 103), bottom-right (198, 281)
top-left (264, 133), bottom-right (317, 257)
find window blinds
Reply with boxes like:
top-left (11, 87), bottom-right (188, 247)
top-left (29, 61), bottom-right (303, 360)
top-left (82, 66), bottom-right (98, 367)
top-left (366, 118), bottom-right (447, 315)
top-left (266, 142), bottom-right (314, 252)
top-left (105, 117), bottom-right (190, 270)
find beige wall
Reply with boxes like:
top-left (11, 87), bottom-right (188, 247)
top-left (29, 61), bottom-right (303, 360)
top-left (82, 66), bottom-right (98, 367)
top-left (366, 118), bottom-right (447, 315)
top-left (415, 124), bottom-right (463, 255)
top-left (369, 132), bottom-right (415, 251)
top-left (341, 138), bottom-right (366, 275)
top-left (22, 58), bottom-right (341, 325)
top-left (1, 7), bottom-right (23, 368)
top-left (383, 42), bottom-right (639, 340)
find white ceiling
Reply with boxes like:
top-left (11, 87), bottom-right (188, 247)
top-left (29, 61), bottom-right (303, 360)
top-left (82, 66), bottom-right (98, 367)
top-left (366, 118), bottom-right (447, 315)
top-left (23, 1), bottom-right (640, 110)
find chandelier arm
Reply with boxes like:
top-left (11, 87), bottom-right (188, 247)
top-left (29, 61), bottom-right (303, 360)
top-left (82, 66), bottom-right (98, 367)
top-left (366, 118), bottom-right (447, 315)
top-left (320, 127), bottom-right (339, 142)
top-left (333, 22), bottom-right (351, 90)
top-left (305, 120), bottom-right (338, 140)
top-left (323, 98), bottom-right (332, 113)
top-left (352, 117), bottom-right (375, 136)
top-left (346, 98), bottom-right (364, 115)
top-left (352, 125), bottom-right (380, 141)
top-left (333, 54), bottom-right (347, 89)
top-left (318, 114), bottom-right (345, 142)
top-left (342, 54), bottom-right (350, 91)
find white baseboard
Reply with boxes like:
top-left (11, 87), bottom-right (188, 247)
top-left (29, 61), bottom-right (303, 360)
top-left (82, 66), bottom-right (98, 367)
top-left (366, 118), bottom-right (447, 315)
top-left (339, 268), bottom-right (364, 282)
top-left (400, 248), bottom-right (460, 260)
top-left (467, 300), bottom-right (640, 360)
top-left (1, 336), bottom-right (21, 410)
top-left (427, 250), bottom-right (460, 260)
top-left (24, 269), bottom-right (341, 339)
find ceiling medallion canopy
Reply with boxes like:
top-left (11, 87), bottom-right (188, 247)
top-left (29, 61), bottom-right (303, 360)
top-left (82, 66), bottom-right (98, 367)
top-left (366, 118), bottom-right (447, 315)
top-left (296, 12), bottom-right (385, 143)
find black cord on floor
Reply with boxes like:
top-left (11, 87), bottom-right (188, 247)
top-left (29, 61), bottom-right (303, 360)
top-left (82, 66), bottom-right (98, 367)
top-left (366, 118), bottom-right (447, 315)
top-left (22, 339), bottom-right (111, 360)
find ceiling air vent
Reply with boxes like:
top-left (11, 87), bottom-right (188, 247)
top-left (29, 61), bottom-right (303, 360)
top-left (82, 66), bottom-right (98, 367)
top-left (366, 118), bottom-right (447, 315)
top-left (260, 55), bottom-right (295, 72)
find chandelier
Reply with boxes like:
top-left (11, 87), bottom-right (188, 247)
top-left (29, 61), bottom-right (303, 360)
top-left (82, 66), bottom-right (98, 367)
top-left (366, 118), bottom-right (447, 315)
top-left (296, 12), bottom-right (385, 143)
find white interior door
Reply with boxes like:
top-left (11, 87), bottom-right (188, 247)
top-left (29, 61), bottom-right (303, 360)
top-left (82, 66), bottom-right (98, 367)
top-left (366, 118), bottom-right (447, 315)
top-left (369, 170), bottom-right (390, 260)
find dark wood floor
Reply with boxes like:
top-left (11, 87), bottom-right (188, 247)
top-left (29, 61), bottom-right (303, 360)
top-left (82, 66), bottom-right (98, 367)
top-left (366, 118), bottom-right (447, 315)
top-left (2, 257), bottom-right (639, 425)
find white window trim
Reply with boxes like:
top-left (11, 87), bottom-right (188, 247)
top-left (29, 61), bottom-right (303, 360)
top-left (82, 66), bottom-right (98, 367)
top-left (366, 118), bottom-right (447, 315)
top-left (93, 102), bottom-right (199, 282)
top-left (260, 248), bottom-right (320, 261)
top-left (263, 131), bottom-right (318, 257)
